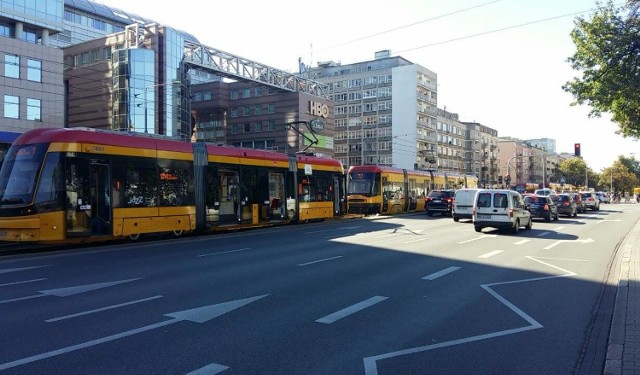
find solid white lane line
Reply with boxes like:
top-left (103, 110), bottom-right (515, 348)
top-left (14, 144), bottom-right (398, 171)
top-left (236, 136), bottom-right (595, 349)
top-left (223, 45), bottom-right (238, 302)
top-left (0, 265), bottom-right (50, 274)
top-left (316, 296), bottom-right (388, 324)
top-left (478, 250), bottom-right (503, 259)
top-left (513, 239), bottom-right (530, 245)
top-left (298, 256), bottom-right (343, 266)
top-left (459, 235), bottom-right (497, 244)
top-left (422, 266), bottom-right (461, 280)
top-left (0, 278), bottom-right (47, 287)
top-left (198, 248), bottom-right (251, 257)
top-left (45, 296), bottom-right (163, 322)
top-left (186, 363), bottom-right (229, 375)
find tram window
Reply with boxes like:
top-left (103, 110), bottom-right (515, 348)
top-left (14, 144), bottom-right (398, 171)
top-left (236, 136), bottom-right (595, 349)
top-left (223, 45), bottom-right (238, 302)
top-left (123, 166), bottom-right (157, 207)
top-left (34, 153), bottom-right (64, 210)
top-left (159, 165), bottom-right (193, 206)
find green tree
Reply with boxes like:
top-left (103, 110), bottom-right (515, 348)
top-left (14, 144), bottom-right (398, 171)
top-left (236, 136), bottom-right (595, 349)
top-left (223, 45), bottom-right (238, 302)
top-left (563, 1), bottom-right (640, 138)
top-left (599, 160), bottom-right (639, 193)
top-left (558, 158), bottom-right (589, 189)
top-left (617, 154), bottom-right (640, 181)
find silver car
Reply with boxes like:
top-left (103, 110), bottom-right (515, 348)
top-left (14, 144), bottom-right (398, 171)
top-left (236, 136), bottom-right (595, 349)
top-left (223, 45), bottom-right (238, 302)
top-left (580, 191), bottom-right (600, 210)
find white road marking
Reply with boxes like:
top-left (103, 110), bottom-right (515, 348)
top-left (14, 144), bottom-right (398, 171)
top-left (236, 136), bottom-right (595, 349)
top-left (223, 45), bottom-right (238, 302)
top-left (537, 231), bottom-right (551, 237)
top-left (186, 363), bottom-right (229, 375)
top-left (459, 234), bottom-right (497, 244)
top-left (478, 250), bottom-right (503, 259)
top-left (298, 256), bottom-right (343, 266)
top-left (402, 237), bottom-right (427, 244)
top-left (198, 248), bottom-right (251, 257)
top-left (316, 296), bottom-right (388, 324)
top-left (0, 265), bottom-right (50, 274)
top-left (543, 238), bottom-right (594, 250)
top-left (0, 278), bottom-right (47, 287)
top-left (46, 296), bottom-right (163, 322)
top-left (0, 295), bottom-right (268, 370)
top-left (596, 219), bottom-right (621, 224)
top-left (363, 256), bottom-right (576, 375)
top-left (422, 266), bottom-right (461, 280)
top-left (554, 226), bottom-right (565, 231)
top-left (513, 239), bottom-right (530, 245)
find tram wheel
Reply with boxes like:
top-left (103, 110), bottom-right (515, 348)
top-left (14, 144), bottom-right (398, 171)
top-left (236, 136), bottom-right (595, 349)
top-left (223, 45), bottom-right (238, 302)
top-left (128, 233), bottom-right (141, 241)
top-left (172, 230), bottom-right (183, 237)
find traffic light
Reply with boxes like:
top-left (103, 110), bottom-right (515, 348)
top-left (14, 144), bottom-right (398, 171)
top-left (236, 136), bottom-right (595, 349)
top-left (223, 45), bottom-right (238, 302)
top-left (574, 143), bottom-right (581, 156)
top-left (498, 175), bottom-right (503, 184)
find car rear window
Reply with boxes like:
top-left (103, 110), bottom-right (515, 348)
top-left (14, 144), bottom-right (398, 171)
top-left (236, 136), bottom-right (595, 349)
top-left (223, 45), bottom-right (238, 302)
top-left (494, 193), bottom-right (509, 208)
top-left (477, 192), bottom-right (492, 207)
top-left (428, 191), bottom-right (450, 198)
top-left (524, 196), bottom-right (541, 203)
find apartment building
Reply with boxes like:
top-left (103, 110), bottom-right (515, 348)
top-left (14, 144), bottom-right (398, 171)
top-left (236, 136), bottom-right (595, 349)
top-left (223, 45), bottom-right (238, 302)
top-left (462, 121), bottom-right (499, 187)
top-left (307, 50), bottom-right (438, 170)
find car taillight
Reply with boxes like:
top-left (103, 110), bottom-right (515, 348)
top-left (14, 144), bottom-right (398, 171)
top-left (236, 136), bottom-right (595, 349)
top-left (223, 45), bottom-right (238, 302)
top-left (563, 202), bottom-right (569, 206)
top-left (508, 208), bottom-right (513, 218)
top-left (543, 204), bottom-right (549, 211)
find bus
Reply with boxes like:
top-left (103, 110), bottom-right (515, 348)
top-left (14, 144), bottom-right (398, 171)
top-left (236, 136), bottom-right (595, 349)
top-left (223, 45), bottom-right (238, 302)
top-left (346, 165), bottom-right (480, 215)
top-left (0, 127), bottom-right (346, 244)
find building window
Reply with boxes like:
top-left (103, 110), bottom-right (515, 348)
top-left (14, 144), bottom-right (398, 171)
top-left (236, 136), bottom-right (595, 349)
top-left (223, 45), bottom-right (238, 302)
top-left (230, 90), bottom-right (238, 99)
top-left (203, 91), bottom-right (212, 100)
top-left (231, 124), bottom-right (238, 134)
top-left (4, 54), bottom-right (19, 79)
top-left (91, 49), bottom-right (99, 62)
top-left (0, 21), bottom-right (13, 37)
top-left (255, 105), bottom-right (262, 115)
top-left (242, 89), bottom-right (251, 98)
top-left (268, 104), bottom-right (275, 114)
top-left (244, 123), bottom-right (251, 133)
top-left (242, 106), bottom-right (250, 116)
top-left (81, 52), bottom-right (89, 65)
top-left (27, 59), bottom-right (42, 82)
top-left (27, 98), bottom-right (41, 121)
top-left (268, 120), bottom-right (276, 131)
top-left (23, 28), bottom-right (36, 43)
top-left (3, 95), bottom-right (19, 119)
top-left (255, 122), bottom-right (262, 132)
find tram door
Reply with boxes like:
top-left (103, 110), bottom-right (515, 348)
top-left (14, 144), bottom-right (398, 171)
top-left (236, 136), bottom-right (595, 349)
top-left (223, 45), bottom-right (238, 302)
top-left (90, 162), bottom-right (112, 235)
top-left (268, 172), bottom-right (286, 220)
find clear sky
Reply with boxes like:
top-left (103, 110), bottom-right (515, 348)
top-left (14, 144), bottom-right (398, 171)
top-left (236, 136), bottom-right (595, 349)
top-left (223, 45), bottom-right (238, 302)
top-left (96, 0), bottom-right (637, 171)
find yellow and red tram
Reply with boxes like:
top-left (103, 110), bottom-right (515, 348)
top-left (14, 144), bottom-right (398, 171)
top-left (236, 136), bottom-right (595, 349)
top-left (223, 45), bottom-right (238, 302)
top-left (0, 127), bottom-right (345, 244)
top-left (346, 165), bottom-right (479, 215)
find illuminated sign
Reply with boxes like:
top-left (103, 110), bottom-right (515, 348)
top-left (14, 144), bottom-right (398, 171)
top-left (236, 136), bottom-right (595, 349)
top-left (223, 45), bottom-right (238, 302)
top-left (309, 101), bottom-right (329, 118)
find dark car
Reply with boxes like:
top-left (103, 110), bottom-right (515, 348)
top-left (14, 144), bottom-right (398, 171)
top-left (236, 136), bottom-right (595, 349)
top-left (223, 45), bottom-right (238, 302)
top-left (569, 192), bottom-right (586, 213)
top-left (426, 189), bottom-right (455, 216)
top-left (523, 195), bottom-right (559, 222)
top-left (550, 194), bottom-right (577, 217)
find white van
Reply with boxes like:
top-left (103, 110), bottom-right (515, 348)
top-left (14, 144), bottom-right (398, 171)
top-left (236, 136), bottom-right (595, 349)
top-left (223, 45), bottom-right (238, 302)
top-left (473, 189), bottom-right (532, 233)
top-left (452, 188), bottom-right (482, 222)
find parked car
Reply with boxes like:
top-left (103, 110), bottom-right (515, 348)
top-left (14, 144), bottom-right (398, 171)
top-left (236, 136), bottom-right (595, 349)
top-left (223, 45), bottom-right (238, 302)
top-left (580, 191), bottom-right (601, 210)
top-left (523, 195), bottom-right (559, 222)
top-left (550, 194), bottom-right (577, 217)
top-left (596, 191), bottom-right (609, 203)
top-left (534, 188), bottom-right (556, 196)
top-left (426, 189), bottom-right (455, 217)
top-left (452, 188), bottom-right (482, 222)
top-left (473, 189), bottom-right (532, 233)
top-left (569, 192), bottom-right (586, 213)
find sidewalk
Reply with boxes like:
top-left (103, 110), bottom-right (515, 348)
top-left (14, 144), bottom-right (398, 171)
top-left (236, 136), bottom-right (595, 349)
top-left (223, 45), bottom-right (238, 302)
top-left (604, 212), bottom-right (640, 374)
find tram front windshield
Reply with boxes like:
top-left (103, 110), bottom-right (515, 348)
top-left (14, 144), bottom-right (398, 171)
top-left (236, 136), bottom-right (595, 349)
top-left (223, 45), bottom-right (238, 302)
top-left (0, 144), bottom-right (47, 205)
top-left (348, 172), bottom-right (379, 197)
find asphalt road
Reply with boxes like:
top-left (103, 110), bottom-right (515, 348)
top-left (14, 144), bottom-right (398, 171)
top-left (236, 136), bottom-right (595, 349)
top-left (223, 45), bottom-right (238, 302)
top-left (1, 203), bottom-right (638, 374)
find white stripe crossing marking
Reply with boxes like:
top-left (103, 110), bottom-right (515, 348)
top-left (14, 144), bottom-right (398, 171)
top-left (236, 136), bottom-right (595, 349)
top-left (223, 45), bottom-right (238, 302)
top-left (316, 296), bottom-right (388, 324)
top-left (186, 363), bottom-right (229, 375)
top-left (555, 226), bottom-right (565, 231)
top-left (373, 233), bottom-right (403, 239)
top-left (422, 266), bottom-right (461, 280)
top-left (459, 235), bottom-right (497, 244)
top-left (0, 278), bottom-right (47, 287)
top-left (513, 239), bottom-right (530, 245)
top-left (46, 296), bottom-right (163, 322)
top-left (537, 231), bottom-right (551, 237)
top-left (596, 219), bottom-right (621, 224)
top-left (478, 250), bottom-right (503, 259)
top-left (298, 256), bottom-right (343, 266)
top-left (199, 248), bottom-right (251, 257)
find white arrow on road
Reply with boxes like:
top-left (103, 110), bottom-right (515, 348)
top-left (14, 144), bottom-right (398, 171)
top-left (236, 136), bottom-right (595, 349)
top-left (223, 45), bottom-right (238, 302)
top-left (543, 238), bottom-right (594, 250)
top-left (0, 278), bottom-right (141, 304)
top-left (0, 294), bottom-right (268, 370)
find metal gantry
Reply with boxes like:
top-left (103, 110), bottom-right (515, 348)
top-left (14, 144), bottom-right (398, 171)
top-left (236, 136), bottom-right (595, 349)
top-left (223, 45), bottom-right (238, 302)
top-left (183, 40), bottom-right (330, 98)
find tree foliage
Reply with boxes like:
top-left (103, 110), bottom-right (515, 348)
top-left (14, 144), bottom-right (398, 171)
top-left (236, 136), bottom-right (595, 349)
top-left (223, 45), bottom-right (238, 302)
top-left (558, 158), bottom-right (588, 188)
top-left (563, 1), bottom-right (640, 138)
top-left (599, 160), bottom-right (639, 193)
